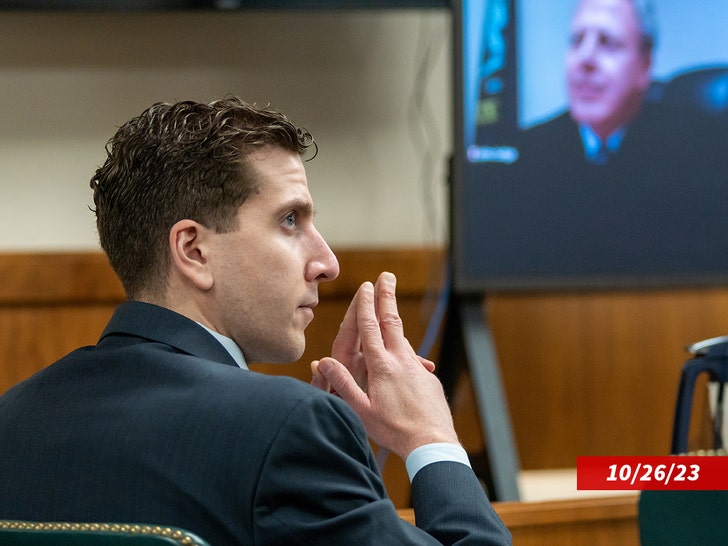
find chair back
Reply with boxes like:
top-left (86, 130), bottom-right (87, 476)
top-left (671, 335), bottom-right (728, 455)
top-left (661, 65), bottom-right (728, 117)
top-left (639, 337), bottom-right (728, 545)
top-left (0, 520), bottom-right (211, 545)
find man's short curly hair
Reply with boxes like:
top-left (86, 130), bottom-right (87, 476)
top-left (90, 96), bottom-right (316, 300)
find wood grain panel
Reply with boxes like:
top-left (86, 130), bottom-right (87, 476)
top-left (487, 288), bottom-right (728, 468)
top-left (0, 252), bottom-right (124, 304)
top-left (0, 305), bottom-right (117, 393)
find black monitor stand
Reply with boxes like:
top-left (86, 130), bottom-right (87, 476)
top-left (439, 293), bottom-right (521, 501)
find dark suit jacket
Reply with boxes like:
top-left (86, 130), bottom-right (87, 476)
top-left (0, 301), bottom-right (510, 545)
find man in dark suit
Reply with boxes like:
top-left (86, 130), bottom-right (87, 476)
top-left (0, 98), bottom-right (511, 545)
top-left (552, 0), bottom-right (657, 162)
top-left (480, 0), bottom-right (728, 282)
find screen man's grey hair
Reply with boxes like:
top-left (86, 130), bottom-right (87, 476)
top-left (631, 0), bottom-right (658, 52)
top-left (573, 0), bottom-right (658, 51)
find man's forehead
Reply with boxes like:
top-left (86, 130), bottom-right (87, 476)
top-left (246, 145), bottom-right (307, 183)
top-left (572, 0), bottom-right (642, 43)
top-left (242, 157), bottom-right (312, 210)
top-left (574, 0), bottom-right (636, 23)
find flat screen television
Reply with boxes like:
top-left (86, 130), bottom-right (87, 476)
top-left (451, 0), bottom-right (728, 293)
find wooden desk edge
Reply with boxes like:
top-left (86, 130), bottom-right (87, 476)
top-left (396, 494), bottom-right (639, 527)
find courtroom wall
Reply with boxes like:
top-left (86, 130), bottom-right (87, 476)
top-left (0, 9), bottom-right (450, 250)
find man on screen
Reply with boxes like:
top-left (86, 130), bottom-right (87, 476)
top-left (522, 0), bottom-right (660, 164)
top-left (520, 0), bottom-right (724, 168)
top-left (564, 0), bottom-right (654, 163)
top-left (485, 0), bottom-right (728, 281)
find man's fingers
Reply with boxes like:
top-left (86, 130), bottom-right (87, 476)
top-left (372, 272), bottom-right (405, 350)
top-left (317, 358), bottom-right (368, 406)
top-left (418, 356), bottom-right (436, 373)
top-left (355, 281), bottom-right (387, 352)
top-left (310, 360), bottom-right (331, 392)
top-left (331, 282), bottom-right (364, 361)
top-left (373, 273), bottom-right (383, 322)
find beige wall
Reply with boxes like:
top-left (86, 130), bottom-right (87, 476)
top-left (0, 8), bottom-right (451, 250)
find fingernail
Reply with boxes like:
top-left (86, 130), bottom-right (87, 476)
top-left (383, 272), bottom-right (396, 287)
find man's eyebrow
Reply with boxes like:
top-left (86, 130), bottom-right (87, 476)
top-left (279, 199), bottom-right (316, 216)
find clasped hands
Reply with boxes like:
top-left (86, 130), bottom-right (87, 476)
top-left (311, 271), bottom-right (459, 460)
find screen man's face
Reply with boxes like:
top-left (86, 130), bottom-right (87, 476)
top-left (566, 0), bottom-right (652, 138)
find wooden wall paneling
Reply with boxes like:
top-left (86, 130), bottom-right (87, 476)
top-left (0, 305), bottom-right (118, 394)
top-left (0, 252), bottom-right (124, 305)
top-left (0, 253), bottom-right (125, 395)
top-left (488, 288), bottom-right (728, 468)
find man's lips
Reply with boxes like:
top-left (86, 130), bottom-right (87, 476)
top-left (571, 81), bottom-right (603, 100)
top-left (299, 301), bottom-right (318, 321)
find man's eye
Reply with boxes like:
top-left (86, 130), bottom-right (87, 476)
top-left (598, 34), bottom-right (621, 50)
top-left (285, 213), bottom-right (296, 227)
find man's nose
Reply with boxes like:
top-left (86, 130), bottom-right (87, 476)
top-left (307, 230), bottom-right (340, 283)
top-left (575, 33), bottom-right (598, 64)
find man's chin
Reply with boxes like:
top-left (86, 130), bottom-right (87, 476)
top-left (278, 338), bottom-right (307, 364)
top-left (571, 108), bottom-right (614, 130)
top-left (248, 339), bottom-right (306, 365)
top-left (571, 107), bottom-right (601, 123)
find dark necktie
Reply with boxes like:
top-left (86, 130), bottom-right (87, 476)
top-left (592, 141), bottom-right (609, 165)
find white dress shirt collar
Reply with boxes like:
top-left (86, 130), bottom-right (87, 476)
top-left (196, 323), bottom-right (248, 370)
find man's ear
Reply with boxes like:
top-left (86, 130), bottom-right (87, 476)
top-left (638, 51), bottom-right (653, 91)
top-left (169, 219), bottom-right (214, 291)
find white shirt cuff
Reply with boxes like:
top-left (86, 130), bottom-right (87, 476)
top-left (404, 443), bottom-right (471, 482)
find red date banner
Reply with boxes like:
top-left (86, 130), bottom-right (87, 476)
top-left (577, 456), bottom-right (728, 490)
